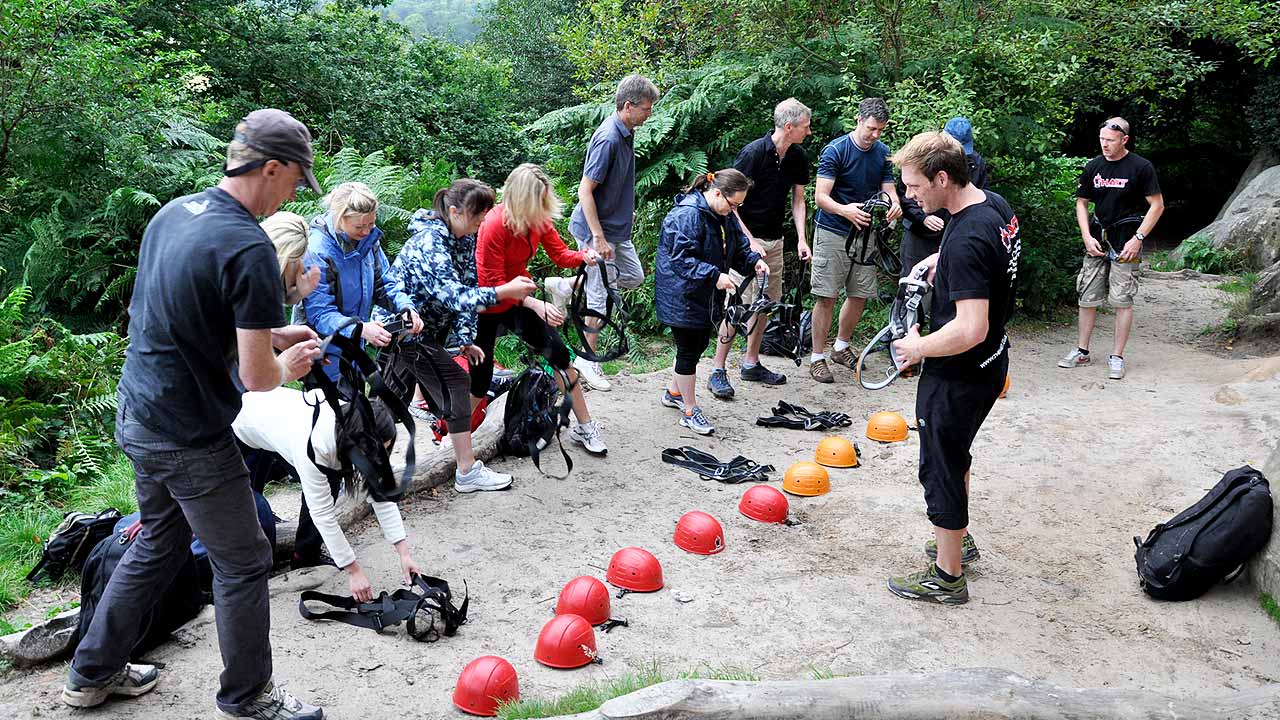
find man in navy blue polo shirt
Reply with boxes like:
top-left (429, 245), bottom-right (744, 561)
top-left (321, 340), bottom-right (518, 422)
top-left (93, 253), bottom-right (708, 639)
top-left (546, 74), bottom-right (660, 392)
top-left (707, 97), bottom-right (813, 399)
top-left (809, 97), bottom-right (902, 383)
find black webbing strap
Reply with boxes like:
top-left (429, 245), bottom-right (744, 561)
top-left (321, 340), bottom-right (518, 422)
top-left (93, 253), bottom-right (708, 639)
top-left (855, 266), bottom-right (931, 390)
top-left (755, 401), bottom-right (853, 431)
top-left (568, 262), bottom-right (629, 362)
top-left (299, 574), bottom-right (468, 642)
top-left (721, 272), bottom-right (776, 341)
top-left (660, 446), bottom-right (774, 484)
top-left (303, 318), bottom-right (417, 503)
top-left (845, 192), bottom-right (893, 266)
top-left (529, 365), bottom-right (576, 478)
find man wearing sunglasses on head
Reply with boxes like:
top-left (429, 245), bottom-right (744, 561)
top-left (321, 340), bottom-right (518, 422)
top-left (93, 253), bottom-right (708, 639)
top-left (1059, 116), bottom-right (1164, 380)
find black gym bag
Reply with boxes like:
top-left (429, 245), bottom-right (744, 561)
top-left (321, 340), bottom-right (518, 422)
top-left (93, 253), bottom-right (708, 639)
top-left (1133, 465), bottom-right (1273, 601)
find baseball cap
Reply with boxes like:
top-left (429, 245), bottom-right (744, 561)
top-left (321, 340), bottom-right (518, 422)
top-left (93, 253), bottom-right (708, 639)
top-left (943, 117), bottom-right (974, 155)
top-left (225, 108), bottom-right (322, 193)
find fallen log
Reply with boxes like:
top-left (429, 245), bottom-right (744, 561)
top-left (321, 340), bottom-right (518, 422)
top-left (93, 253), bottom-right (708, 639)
top-left (546, 668), bottom-right (1280, 720)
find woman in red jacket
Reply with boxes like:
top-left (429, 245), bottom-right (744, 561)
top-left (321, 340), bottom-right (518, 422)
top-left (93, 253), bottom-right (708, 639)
top-left (475, 163), bottom-right (607, 455)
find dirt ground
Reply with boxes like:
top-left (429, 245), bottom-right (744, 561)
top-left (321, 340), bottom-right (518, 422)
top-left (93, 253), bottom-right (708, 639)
top-left (2, 270), bottom-right (1279, 718)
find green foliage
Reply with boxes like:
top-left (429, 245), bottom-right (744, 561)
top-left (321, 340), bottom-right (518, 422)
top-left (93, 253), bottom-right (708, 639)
top-left (1174, 234), bottom-right (1251, 275)
top-left (1262, 593), bottom-right (1280, 628)
top-left (383, 0), bottom-right (481, 41)
top-left (478, 0), bottom-right (579, 117)
top-left (1248, 73), bottom-right (1280, 152)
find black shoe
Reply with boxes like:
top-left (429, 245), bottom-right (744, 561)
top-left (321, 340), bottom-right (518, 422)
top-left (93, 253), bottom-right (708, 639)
top-left (740, 362), bottom-right (786, 385)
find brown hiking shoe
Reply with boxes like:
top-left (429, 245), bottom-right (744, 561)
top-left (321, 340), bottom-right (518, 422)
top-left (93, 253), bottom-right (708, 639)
top-left (810, 358), bottom-right (834, 383)
top-left (829, 346), bottom-right (856, 369)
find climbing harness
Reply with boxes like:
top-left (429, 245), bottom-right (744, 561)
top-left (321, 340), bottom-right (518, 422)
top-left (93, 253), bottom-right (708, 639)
top-left (568, 262), bottom-right (630, 362)
top-left (660, 446), bottom-right (774, 484)
top-left (1089, 214), bottom-right (1145, 262)
top-left (755, 401), bottom-right (852, 431)
top-left (299, 573), bottom-right (468, 642)
top-left (845, 192), bottom-right (901, 277)
top-left (855, 264), bottom-right (931, 390)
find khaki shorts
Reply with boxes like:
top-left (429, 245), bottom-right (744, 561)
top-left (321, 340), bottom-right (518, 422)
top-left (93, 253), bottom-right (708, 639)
top-left (811, 226), bottom-right (878, 299)
top-left (729, 237), bottom-right (784, 304)
top-left (1077, 256), bottom-right (1139, 308)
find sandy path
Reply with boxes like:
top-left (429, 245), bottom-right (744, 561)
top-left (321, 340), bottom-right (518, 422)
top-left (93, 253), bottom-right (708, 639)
top-left (2, 270), bottom-right (1278, 718)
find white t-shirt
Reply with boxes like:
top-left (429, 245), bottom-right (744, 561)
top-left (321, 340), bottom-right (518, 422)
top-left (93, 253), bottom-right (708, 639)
top-left (232, 387), bottom-right (406, 568)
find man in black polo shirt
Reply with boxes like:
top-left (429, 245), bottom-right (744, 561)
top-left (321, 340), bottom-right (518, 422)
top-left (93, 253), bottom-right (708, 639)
top-left (64, 110), bottom-right (327, 719)
top-left (886, 131), bottom-right (1020, 605)
top-left (707, 97), bottom-right (813, 398)
top-left (1058, 116), bottom-right (1163, 380)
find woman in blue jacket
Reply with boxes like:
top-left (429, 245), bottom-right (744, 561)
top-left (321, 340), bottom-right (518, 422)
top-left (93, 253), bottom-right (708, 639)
top-left (298, 182), bottom-right (423, 391)
top-left (656, 169), bottom-right (766, 435)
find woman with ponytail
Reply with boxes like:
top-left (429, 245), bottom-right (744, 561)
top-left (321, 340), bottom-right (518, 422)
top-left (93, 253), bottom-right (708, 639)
top-left (388, 179), bottom-right (537, 493)
top-left (655, 169), bottom-right (767, 435)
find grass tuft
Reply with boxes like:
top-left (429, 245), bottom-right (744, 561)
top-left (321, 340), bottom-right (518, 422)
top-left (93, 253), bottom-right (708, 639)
top-left (67, 451), bottom-right (137, 516)
top-left (1262, 593), bottom-right (1280, 628)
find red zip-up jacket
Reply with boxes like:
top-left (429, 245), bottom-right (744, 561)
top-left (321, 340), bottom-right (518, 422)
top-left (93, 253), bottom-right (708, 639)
top-left (476, 204), bottom-right (586, 314)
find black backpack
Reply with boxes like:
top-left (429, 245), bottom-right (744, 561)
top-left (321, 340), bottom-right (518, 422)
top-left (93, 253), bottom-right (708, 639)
top-left (1134, 465), bottom-right (1273, 601)
top-left (26, 508), bottom-right (123, 584)
top-left (75, 522), bottom-right (210, 658)
top-left (499, 365), bottom-right (573, 476)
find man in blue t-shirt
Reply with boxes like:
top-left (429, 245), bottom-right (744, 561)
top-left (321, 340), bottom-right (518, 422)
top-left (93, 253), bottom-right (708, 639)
top-left (63, 110), bottom-right (327, 720)
top-left (809, 97), bottom-right (902, 384)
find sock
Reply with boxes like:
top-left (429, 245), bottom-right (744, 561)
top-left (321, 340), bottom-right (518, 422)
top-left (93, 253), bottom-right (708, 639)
top-left (833, 338), bottom-right (850, 352)
top-left (668, 389), bottom-right (682, 397)
top-left (1078, 347), bottom-right (1090, 356)
top-left (741, 360), bottom-right (757, 369)
top-left (811, 352), bottom-right (825, 362)
top-left (934, 564), bottom-right (962, 583)
top-left (1111, 354), bottom-right (1123, 359)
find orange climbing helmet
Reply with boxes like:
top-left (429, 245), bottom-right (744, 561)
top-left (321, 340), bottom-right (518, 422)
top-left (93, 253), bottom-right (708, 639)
top-left (534, 614), bottom-right (599, 669)
top-left (738, 485), bottom-right (789, 524)
top-left (673, 511), bottom-right (725, 555)
top-left (866, 411), bottom-right (909, 443)
top-left (453, 656), bottom-right (519, 716)
top-left (814, 436), bottom-right (860, 468)
top-left (606, 547), bottom-right (664, 593)
top-left (555, 576), bottom-right (611, 625)
top-left (783, 461), bottom-right (831, 496)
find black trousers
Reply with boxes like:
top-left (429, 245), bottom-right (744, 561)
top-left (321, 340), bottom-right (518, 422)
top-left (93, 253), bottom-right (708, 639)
top-left (472, 306), bottom-right (572, 397)
top-left (669, 325), bottom-right (712, 375)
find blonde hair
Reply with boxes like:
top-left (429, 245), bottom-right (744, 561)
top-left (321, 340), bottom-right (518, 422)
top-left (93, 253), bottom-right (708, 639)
top-left (260, 211), bottom-right (310, 286)
top-left (890, 131), bottom-right (969, 186)
top-left (325, 182), bottom-right (379, 228)
top-left (501, 163), bottom-right (561, 237)
top-left (773, 98), bottom-right (811, 129)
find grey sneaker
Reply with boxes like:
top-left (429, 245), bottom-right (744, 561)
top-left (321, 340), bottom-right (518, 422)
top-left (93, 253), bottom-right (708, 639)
top-left (925, 534), bottom-right (981, 565)
top-left (679, 406), bottom-right (716, 435)
top-left (1108, 354), bottom-right (1125, 379)
top-left (707, 368), bottom-right (735, 399)
top-left (569, 420), bottom-right (607, 454)
top-left (454, 460), bottom-right (513, 493)
top-left (63, 663), bottom-right (159, 708)
top-left (661, 389), bottom-right (685, 411)
top-left (1057, 348), bottom-right (1091, 368)
top-left (740, 361), bottom-right (786, 385)
top-left (216, 681), bottom-right (323, 720)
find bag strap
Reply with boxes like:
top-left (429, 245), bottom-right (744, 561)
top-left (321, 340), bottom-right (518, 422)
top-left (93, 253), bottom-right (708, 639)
top-left (525, 367), bottom-right (574, 478)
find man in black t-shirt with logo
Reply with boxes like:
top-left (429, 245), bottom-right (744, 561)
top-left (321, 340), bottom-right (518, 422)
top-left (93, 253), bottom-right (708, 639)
top-left (64, 110), bottom-right (327, 719)
top-left (707, 97), bottom-right (813, 399)
top-left (1059, 117), bottom-right (1163, 380)
top-left (886, 131), bottom-right (1020, 605)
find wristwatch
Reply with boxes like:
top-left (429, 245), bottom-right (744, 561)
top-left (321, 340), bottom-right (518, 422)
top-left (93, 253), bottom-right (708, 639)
top-left (1133, 231), bottom-right (1146, 242)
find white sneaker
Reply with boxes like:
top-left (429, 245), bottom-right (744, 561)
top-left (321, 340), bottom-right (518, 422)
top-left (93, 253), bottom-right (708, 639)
top-left (1108, 354), bottom-right (1125, 380)
top-left (454, 460), bottom-right (513, 493)
top-left (63, 663), bottom-right (159, 708)
top-left (1057, 348), bottom-right (1091, 368)
top-left (544, 276), bottom-right (573, 314)
top-left (569, 420), bottom-right (607, 455)
top-left (572, 356), bottom-right (612, 392)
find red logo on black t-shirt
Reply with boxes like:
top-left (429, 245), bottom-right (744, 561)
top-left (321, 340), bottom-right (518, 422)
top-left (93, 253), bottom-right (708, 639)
top-left (999, 216), bottom-right (1019, 252)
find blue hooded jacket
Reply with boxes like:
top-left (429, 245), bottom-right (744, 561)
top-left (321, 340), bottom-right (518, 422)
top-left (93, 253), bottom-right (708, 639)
top-left (655, 191), bottom-right (761, 329)
top-left (296, 212), bottom-right (414, 380)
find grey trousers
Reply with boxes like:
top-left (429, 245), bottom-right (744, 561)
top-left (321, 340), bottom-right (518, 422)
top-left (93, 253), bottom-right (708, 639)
top-left (573, 231), bottom-right (645, 313)
top-left (70, 401), bottom-right (273, 713)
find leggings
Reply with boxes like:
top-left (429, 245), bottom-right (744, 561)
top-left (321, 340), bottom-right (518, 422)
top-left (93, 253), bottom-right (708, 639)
top-left (472, 305), bottom-right (572, 397)
top-left (381, 340), bottom-right (472, 434)
top-left (669, 325), bottom-right (712, 375)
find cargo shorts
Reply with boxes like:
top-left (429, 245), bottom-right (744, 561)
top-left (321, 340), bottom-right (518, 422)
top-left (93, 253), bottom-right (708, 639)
top-left (1077, 256), bottom-right (1139, 308)
top-left (811, 226), bottom-right (878, 300)
top-left (728, 238), bottom-right (784, 303)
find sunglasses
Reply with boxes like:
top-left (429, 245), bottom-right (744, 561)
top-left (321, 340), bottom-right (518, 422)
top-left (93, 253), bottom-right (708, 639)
top-left (1100, 122), bottom-right (1129, 134)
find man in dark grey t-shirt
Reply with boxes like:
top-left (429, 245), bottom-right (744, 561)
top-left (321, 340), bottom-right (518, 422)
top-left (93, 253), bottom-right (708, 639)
top-left (546, 74), bottom-right (659, 392)
top-left (64, 110), bottom-right (327, 720)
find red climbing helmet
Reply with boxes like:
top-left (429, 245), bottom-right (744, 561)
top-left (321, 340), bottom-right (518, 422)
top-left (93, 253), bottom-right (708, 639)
top-left (673, 511), bottom-right (725, 555)
top-left (534, 614), bottom-right (599, 669)
top-left (555, 576), bottom-right (611, 625)
top-left (606, 547), bottom-right (663, 593)
top-left (738, 485), bottom-right (789, 524)
top-left (453, 656), bottom-right (519, 716)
